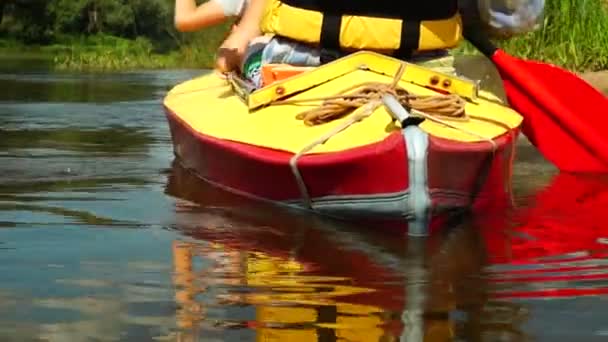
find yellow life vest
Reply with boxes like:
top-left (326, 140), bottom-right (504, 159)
top-left (260, 0), bottom-right (463, 60)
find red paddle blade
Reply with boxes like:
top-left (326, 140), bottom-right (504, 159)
top-left (493, 50), bottom-right (608, 173)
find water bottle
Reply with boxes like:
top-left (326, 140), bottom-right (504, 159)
top-left (240, 36), bottom-right (270, 89)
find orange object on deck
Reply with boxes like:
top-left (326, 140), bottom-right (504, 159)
top-left (261, 64), bottom-right (313, 86)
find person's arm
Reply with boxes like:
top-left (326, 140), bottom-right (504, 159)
top-left (174, 0), bottom-right (227, 32)
top-left (215, 0), bottom-right (267, 73)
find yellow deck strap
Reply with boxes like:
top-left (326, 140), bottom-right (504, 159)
top-left (242, 51), bottom-right (480, 110)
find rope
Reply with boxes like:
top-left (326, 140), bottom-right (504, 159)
top-left (288, 100), bottom-right (382, 209)
top-left (271, 64), bottom-right (467, 126)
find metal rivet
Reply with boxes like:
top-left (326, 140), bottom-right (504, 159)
top-left (442, 79), bottom-right (452, 88)
top-left (430, 76), bottom-right (440, 85)
top-left (276, 86), bottom-right (285, 95)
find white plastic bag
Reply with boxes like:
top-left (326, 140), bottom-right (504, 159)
top-left (477, 0), bottom-right (545, 38)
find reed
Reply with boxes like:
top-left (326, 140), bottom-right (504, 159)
top-left (455, 0), bottom-right (608, 71)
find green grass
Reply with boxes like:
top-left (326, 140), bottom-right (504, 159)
top-left (0, 23), bottom-right (231, 71)
top-left (454, 0), bottom-right (608, 72)
top-left (47, 27), bottom-right (229, 71)
top-left (49, 35), bottom-right (179, 70)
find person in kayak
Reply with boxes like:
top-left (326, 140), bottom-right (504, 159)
top-left (215, 0), bottom-right (545, 85)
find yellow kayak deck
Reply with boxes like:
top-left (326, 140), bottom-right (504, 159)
top-left (164, 51), bottom-right (523, 155)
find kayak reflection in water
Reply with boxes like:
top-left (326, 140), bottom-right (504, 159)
top-left (165, 161), bottom-right (530, 341)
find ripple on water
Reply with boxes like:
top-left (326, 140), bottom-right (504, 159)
top-left (2, 60), bottom-right (608, 341)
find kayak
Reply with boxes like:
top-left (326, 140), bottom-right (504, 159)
top-left (163, 51), bottom-right (523, 235)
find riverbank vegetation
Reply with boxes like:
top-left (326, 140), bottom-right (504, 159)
top-left (1, 0), bottom-right (607, 72)
top-left (0, 0), bottom-right (229, 70)
top-left (456, 0), bottom-right (608, 72)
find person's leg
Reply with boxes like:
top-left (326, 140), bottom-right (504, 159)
top-left (261, 36), bottom-right (322, 67)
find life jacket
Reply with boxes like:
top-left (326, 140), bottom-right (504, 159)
top-left (260, 0), bottom-right (463, 61)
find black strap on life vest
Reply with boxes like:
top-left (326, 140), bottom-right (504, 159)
top-left (283, 0), bottom-right (458, 63)
top-left (319, 13), bottom-right (343, 63)
top-left (319, 14), bottom-right (420, 63)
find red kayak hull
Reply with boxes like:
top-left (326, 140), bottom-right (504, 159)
top-left (164, 106), bottom-right (519, 233)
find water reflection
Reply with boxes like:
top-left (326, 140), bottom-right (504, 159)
top-left (0, 126), bottom-right (153, 154)
top-left (0, 78), bottom-right (157, 103)
top-left (479, 172), bottom-right (608, 300)
top-left (0, 60), bottom-right (181, 104)
top-left (165, 161), bottom-right (529, 341)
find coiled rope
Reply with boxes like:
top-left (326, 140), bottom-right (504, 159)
top-left (271, 64), bottom-right (467, 126)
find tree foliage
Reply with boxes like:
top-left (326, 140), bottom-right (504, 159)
top-left (0, 0), bottom-right (180, 47)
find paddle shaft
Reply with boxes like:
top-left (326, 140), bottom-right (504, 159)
top-left (463, 28), bottom-right (608, 169)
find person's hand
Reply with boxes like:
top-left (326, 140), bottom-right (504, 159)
top-left (215, 30), bottom-right (250, 73)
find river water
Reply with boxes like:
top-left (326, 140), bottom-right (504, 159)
top-left (2, 56), bottom-right (608, 341)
